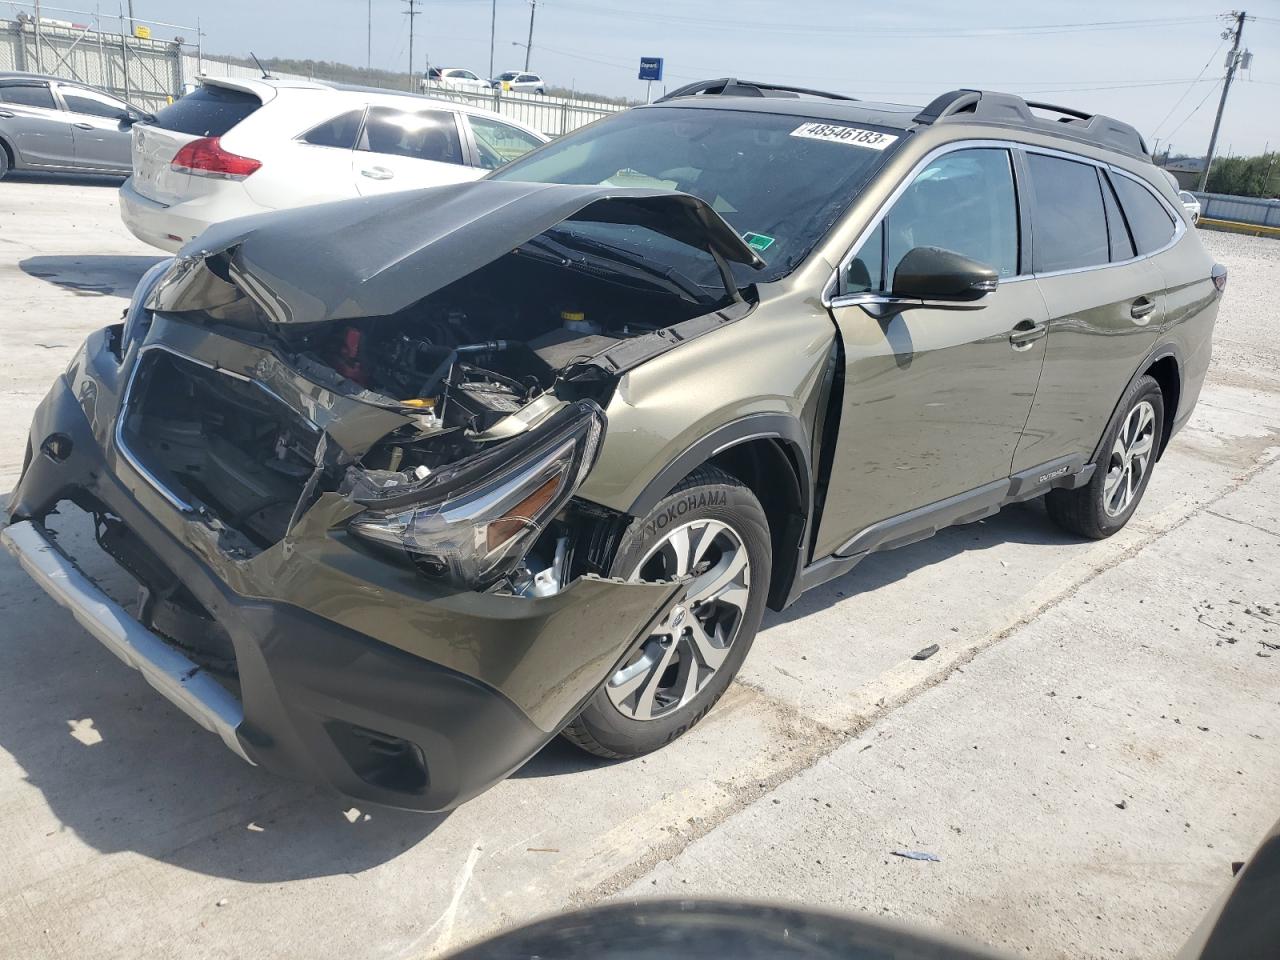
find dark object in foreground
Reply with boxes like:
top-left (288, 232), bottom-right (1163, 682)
top-left (445, 819), bottom-right (1280, 959)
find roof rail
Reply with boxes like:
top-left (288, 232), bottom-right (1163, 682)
top-left (913, 89), bottom-right (1149, 159)
top-left (655, 77), bottom-right (856, 104)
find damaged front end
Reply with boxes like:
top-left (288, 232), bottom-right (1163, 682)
top-left (5, 181), bottom-right (758, 810)
top-left (128, 180), bottom-right (762, 596)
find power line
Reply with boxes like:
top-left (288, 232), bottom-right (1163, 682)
top-left (1164, 78), bottom-right (1224, 143)
top-left (1150, 38), bottom-right (1228, 138)
top-left (548, 4), bottom-right (1214, 38)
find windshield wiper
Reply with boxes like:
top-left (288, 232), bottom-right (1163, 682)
top-left (539, 227), bottom-right (721, 306)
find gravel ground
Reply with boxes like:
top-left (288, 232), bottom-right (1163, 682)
top-left (1200, 230), bottom-right (1280, 391)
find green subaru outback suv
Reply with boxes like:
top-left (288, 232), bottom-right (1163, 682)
top-left (4, 79), bottom-right (1224, 810)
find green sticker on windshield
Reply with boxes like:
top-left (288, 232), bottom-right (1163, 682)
top-left (743, 232), bottom-right (775, 253)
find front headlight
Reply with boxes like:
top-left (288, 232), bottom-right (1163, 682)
top-left (121, 257), bottom-right (174, 351)
top-left (348, 400), bottom-right (604, 588)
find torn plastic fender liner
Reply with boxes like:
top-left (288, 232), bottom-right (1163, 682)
top-left (233, 493), bottom-right (685, 731)
top-left (148, 180), bottom-right (765, 328)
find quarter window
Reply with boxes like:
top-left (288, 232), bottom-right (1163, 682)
top-left (1100, 172), bottom-right (1136, 262)
top-left (302, 109), bottom-right (364, 149)
top-left (1111, 174), bottom-right (1176, 254)
top-left (845, 147), bottom-right (1019, 293)
top-left (0, 82), bottom-right (56, 110)
top-left (59, 86), bottom-right (128, 119)
top-left (357, 107), bottom-right (463, 165)
top-left (1026, 153), bottom-right (1109, 273)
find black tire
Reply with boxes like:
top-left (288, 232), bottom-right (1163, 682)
top-left (0, 142), bottom-right (11, 180)
top-left (1047, 374), bottom-right (1165, 539)
top-left (562, 465), bottom-right (771, 759)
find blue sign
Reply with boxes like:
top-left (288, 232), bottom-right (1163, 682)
top-left (639, 57), bottom-right (664, 81)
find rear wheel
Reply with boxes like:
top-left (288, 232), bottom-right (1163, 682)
top-left (561, 465), bottom-right (770, 759)
top-left (1047, 374), bottom-right (1164, 539)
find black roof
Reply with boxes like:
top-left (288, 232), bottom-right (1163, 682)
top-left (648, 78), bottom-right (1149, 161)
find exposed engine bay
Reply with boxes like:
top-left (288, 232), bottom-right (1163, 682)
top-left (125, 183), bottom-right (764, 595)
top-left (306, 241), bottom-right (725, 479)
top-left (123, 237), bottom-right (743, 595)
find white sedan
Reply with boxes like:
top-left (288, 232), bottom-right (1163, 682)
top-left (119, 77), bottom-right (547, 252)
top-left (1178, 190), bottom-right (1202, 224)
top-left (424, 67), bottom-right (491, 92)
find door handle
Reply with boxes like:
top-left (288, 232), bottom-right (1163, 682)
top-left (1130, 297), bottom-right (1157, 321)
top-left (72, 122), bottom-right (94, 130)
top-left (0, 111), bottom-right (14, 119)
top-left (1009, 318), bottom-right (1048, 349)
top-left (360, 166), bottom-right (394, 180)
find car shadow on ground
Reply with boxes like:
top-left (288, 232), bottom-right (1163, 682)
top-left (20, 254), bottom-right (165, 298)
top-left (0, 500), bottom-right (444, 883)
top-left (765, 497), bottom-right (1079, 628)
top-left (2, 171), bottom-right (127, 188)
top-left (0, 493), bottom-right (1078, 881)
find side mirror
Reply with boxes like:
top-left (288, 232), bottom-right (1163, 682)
top-left (892, 246), bottom-right (998, 302)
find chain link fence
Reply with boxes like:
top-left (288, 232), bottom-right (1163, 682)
top-left (2, 4), bottom-right (623, 137)
top-left (1, 12), bottom-right (190, 111)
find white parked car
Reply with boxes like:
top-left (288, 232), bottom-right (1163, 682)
top-left (1178, 190), bottom-right (1202, 224)
top-left (490, 71), bottom-right (547, 95)
top-left (119, 77), bottom-right (548, 252)
top-left (424, 67), bottom-right (490, 92)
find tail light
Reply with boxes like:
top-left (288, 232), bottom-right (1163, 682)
top-left (1211, 263), bottom-right (1228, 293)
top-left (170, 136), bottom-right (261, 180)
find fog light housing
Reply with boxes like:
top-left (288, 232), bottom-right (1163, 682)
top-left (40, 433), bottom-right (73, 462)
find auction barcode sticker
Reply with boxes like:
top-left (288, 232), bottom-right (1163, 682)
top-left (790, 123), bottom-right (899, 150)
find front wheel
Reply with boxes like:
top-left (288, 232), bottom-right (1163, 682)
top-left (561, 465), bottom-right (771, 759)
top-left (1047, 374), bottom-right (1165, 539)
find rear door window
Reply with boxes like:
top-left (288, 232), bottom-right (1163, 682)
top-left (58, 85), bottom-right (128, 119)
top-left (358, 107), bottom-right (463, 165)
top-left (1026, 153), bottom-right (1109, 273)
top-left (301, 109), bottom-right (364, 149)
top-left (468, 115), bottom-right (544, 169)
top-left (1111, 174), bottom-right (1177, 253)
top-left (0, 81), bottom-right (57, 110)
top-left (150, 85), bottom-right (262, 137)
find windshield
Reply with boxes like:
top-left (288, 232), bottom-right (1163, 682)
top-left (491, 105), bottom-right (904, 286)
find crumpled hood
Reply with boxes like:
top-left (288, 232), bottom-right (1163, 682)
top-left (151, 180), bottom-right (765, 327)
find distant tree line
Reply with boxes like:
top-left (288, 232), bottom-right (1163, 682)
top-left (1206, 153), bottom-right (1280, 199)
top-left (213, 54), bottom-right (638, 105)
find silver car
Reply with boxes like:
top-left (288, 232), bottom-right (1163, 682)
top-left (0, 71), bottom-right (150, 178)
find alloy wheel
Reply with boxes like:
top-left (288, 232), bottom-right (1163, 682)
top-left (606, 519), bottom-right (751, 722)
top-left (1103, 399), bottom-right (1156, 517)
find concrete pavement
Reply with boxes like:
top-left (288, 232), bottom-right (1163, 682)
top-left (0, 176), bottom-right (1276, 960)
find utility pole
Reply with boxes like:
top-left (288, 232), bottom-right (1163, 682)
top-left (524, 0), bottom-right (536, 71)
top-left (1199, 10), bottom-right (1249, 192)
top-left (405, 0), bottom-right (421, 91)
top-left (488, 0), bottom-right (496, 79)
top-left (367, 0), bottom-right (372, 70)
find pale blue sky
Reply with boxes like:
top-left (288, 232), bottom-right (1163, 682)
top-left (151, 0), bottom-right (1278, 155)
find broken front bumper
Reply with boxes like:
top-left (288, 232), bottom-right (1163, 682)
top-left (5, 327), bottom-right (679, 811)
